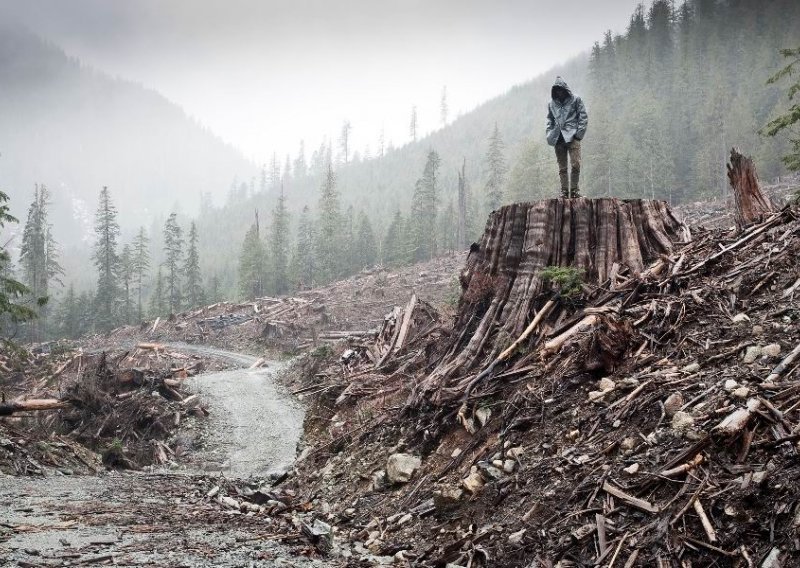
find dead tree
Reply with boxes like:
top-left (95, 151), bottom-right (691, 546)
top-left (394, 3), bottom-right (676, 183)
top-left (727, 148), bottom-right (774, 230)
top-left (415, 198), bottom-right (690, 403)
top-left (0, 398), bottom-right (70, 416)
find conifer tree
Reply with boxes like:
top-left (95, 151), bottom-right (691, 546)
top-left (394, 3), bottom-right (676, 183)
top-left (238, 223), bottom-right (267, 300)
top-left (131, 227), bottom-right (150, 322)
top-left (119, 244), bottom-right (133, 324)
top-left (382, 209), bottom-right (405, 267)
top-left (294, 140), bottom-right (308, 179)
top-left (410, 150), bottom-right (441, 261)
top-left (149, 267), bottom-right (165, 317)
top-left (184, 221), bottom-right (204, 308)
top-left (355, 211), bottom-right (377, 270)
top-left (440, 86), bottom-right (449, 127)
top-left (19, 184), bottom-right (63, 339)
top-left (162, 213), bottom-right (184, 313)
top-left (0, 190), bottom-right (36, 330)
top-left (93, 186), bottom-right (121, 332)
top-left (764, 47), bottom-right (800, 171)
top-left (56, 283), bottom-right (81, 339)
top-left (291, 205), bottom-right (316, 288)
top-left (339, 121), bottom-right (352, 164)
top-left (456, 159), bottom-right (469, 250)
top-left (410, 106), bottom-right (418, 142)
top-left (484, 123), bottom-right (508, 212)
top-left (270, 187), bottom-right (290, 295)
top-left (315, 164), bottom-right (342, 283)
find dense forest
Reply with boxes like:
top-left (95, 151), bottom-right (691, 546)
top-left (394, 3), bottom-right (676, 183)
top-left (2, 0), bottom-right (799, 341)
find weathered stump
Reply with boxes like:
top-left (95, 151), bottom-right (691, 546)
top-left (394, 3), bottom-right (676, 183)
top-left (417, 198), bottom-right (690, 402)
top-left (727, 148), bottom-right (774, 230)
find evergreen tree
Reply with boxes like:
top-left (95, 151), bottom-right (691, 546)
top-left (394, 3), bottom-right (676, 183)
top-left (119, 244), bottom-right (133, 324)
top-left (315, 164), bottom-right (342, 283)
top-left (0, 190), bottom-right (36, 331)
top-left (291, 205), bottom-right (316, 289)
top-left (162, 213), bottom-right (184, 313)
top-left (456, 159), bottom-right (470, 250)
top-left (56, 284), bottom-right (81, 338)
top-left (270, 187), bottom-right (290, 295)
top-left (149, 267), bottom-right (165, 317)
top-left (131, 227), bottom-right (150, 322)
top-left (184, 221), bottom-right (204, 308)
top-left (382, 209), bottom-right (405, 266)
top-left (410, 105), bottom-right (418, 142)
top-left (339, 121), bottom-right (352, 164)
top-left (484, 123), bottom-right (508, 212)
top-left (93, 186), bottom-right (121, 331)
top-left (506, 138), bottom-right (559, 202)
top-left (763, 47), bottom-right (800, 171)
top-left (238, 223), bottom-right (267, 300)
top-left (354, 211), bottom-right (377, 270)
top-left (19, 184), bottom-right (63, 339)
top-left (410, 150), bottom-right (441, 262)
top-left (294, 140), bottom-right (308, 179)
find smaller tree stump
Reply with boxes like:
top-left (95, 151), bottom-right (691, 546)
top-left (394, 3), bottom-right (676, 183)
top-left (727, 148), bottom-right (774, 230)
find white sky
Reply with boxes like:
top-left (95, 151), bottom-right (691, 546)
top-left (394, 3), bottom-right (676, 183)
top-left (2, 0), bottom-right (643, 165)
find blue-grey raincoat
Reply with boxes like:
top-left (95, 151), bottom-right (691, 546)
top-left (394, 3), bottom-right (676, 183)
top-left (546, 77), bottom-right (588, 146)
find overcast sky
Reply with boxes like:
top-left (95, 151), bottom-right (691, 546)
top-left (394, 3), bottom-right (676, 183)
top-left (2, 0), bottom-right (642, 165)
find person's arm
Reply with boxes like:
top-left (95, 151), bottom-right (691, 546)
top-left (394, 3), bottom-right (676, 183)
top-left (546, 103), bottom-right (555, 137)
top-left (575, 97), bottom-right (588, 140)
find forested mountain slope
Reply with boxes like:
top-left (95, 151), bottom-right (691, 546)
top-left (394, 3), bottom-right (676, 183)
top-left (0, 26), bottom-right (256, 245)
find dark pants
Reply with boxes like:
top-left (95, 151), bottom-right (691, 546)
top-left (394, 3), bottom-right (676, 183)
top-left (555, 139), bottom-right (581, 198)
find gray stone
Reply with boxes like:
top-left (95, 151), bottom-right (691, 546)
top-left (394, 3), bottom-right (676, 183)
top-left (386, 453), bottom-right (421, 484)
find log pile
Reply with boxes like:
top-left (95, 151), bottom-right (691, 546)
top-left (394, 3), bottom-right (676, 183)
top-left (281, 200), bottom-right (800, 566)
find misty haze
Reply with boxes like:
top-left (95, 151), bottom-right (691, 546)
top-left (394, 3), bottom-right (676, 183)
top-left (1, 0), bottom-right (800, 566)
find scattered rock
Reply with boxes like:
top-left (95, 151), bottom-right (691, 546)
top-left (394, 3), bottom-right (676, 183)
top-left (664, 392), bottom-right (683, 416)
top-left (732, 313), bottom-right (750, 323)
top-left (598, 377), bottom-right (616, 391)
top-left (752, 324), bottom-right (764, 335)
top-left (508, 528), bottom-right (526, 545)
top-left (724, 379), bottom-right (739, 391)
top-left (671, 411), bottom-right (695, 433)
top-left (732, 386), bottom-right (750, 399)
top-left (462, 471), bottom-right (485, 494)
top-left (386, 453), bottom-right (421, 484)
top-left (623, 463), bottom-right (640, 475)
top-left (743, 346), bottom-right (762, 364)
top-left (762, 343), bottom-right (782, 357)
top-left (371, 470), bottom-right (388, 491)
top-left (502, 459), bottom-right (516, 474)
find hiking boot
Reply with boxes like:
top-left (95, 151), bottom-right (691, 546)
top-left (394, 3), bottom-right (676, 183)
top-left (570, 188), bottom-right (581, 199)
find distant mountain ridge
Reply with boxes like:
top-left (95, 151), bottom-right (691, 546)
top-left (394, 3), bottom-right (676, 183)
top-left (0, 26), bottom-right (256, 244)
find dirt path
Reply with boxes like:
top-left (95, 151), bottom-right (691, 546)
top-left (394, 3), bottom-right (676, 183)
top-left (172, 344), bottom-right (304, 477)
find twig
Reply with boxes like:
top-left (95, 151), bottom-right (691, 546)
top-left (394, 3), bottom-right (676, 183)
top-left (603, 482), bottom-right (659, 514)
top-left (693, 498), bottom-right (717, 542)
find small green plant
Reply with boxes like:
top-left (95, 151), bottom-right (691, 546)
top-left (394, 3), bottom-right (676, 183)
top-left (445, 276), bottom-right (461, 308)
top-left (311, 345), bottom-right (333, 359)
top-left (540, 266), bottom-right (585, 298)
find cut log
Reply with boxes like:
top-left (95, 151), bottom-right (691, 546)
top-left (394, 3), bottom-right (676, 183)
top-left (0, 398), bottom-right (70, 416)
top-left (414, 198), bottom-right (689, 403)
top-left (727, 148), bottom-right (774, 230)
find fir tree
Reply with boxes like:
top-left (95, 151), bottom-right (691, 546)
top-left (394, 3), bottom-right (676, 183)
top-left (270, 187), bottom-right (290, 295)
top-left (184, 221), bottom-right (204, 308)
top-left (440, 86), bottom-right (449, 127)
top-left (291, 205), bottom-right (316, 288)
top-left (56, 284), bottom-right (81, 338)
top-left (410, 150), bottom-right (441, 262)
top-left (294, 140), bottom-right (308, 179)
top-left (93, 186), bottom-right (121, 332)
top-left (339, 121), bottom-right (352, 165)
top-left (410, 105), bottom-right (418, 142)
top-left (19, 184), bottom-right (62, 339)
top-left (149, 267), bottom-right (165, 317)
top-left (315, 164), bottom-right (342, 283)
top-left (484, 123), bottom-right (508, 212)
top-left (382, 209), bottom-right (405, 267)
top-left (119, 244), bottom-right (133, 324)
top-left (0, 190), bottom-right (36, 331)
top-left (356, 212), bottom-right (378, 269)
top-left (162, 213), bottom-right (184, 313)
top-left (131, 227), bottom-right (150, 322)
top-left (238, 223), bottom-right (267, 300)
top-left (763, 47), bottom-right (800, 171)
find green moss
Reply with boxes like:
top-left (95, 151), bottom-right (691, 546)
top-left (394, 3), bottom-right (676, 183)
top-left (540, 266), bottom-right (585, 298)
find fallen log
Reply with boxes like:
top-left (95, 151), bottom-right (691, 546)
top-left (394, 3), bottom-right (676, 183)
top-left (0, 398), bottom-right (70, 416)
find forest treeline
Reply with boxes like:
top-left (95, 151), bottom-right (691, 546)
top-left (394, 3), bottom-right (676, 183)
top-left (2, 0), bottom-right (799, 341)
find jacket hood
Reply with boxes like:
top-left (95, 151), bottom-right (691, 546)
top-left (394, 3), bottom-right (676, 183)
top-left (551, 76), bottom-right (573, 101)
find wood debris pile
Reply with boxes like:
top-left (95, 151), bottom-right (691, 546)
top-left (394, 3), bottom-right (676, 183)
top-left (1, 347), bottom-right (210, 474)
top-left (283, 203), bottom-right (800, 566)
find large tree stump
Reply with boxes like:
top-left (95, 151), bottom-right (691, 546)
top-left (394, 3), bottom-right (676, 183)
top-left (727, 148), bottom-right (774, 230)
top-left (416, 198), bottom-right (689, 402)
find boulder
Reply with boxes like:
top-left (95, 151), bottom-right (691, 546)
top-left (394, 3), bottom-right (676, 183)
top-left (386, 453), bottom-right (421, 484)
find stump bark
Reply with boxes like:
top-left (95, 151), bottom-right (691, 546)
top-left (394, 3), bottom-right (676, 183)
top-left (727, 148), bottom-right (774, 230)
top-left (417, 198), bottom-right (690, 402)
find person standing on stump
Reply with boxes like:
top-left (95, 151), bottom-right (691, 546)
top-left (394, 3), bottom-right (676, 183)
top-left (546, 77), bottom-right (588, 199)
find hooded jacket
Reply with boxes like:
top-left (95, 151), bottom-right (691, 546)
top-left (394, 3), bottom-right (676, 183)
top-left (546, 77), bottom-right (588, 146)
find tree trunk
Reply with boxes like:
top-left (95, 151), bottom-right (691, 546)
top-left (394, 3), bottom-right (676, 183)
top-left (0, 399), bottom-right (70, 416)
top-left (727, 148), bottom-right (773, 230)
top-left (415, 198), bottom-right (690, 403)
